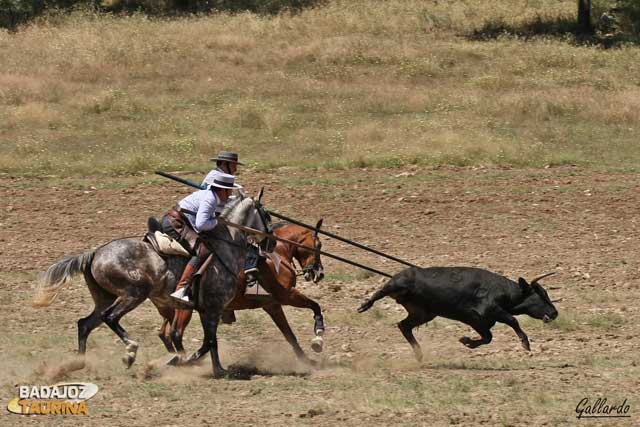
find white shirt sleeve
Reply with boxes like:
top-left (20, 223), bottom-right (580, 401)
top-left (194, 191), bottom-right (218, 232)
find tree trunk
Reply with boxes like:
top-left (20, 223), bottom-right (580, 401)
top-left (577, 0), bottom-right (594, 34)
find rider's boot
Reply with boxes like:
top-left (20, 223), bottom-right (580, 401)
top-left (244, 268), bottom-right (270, 297)
top-left (170, 259), bottom-right (198, 308)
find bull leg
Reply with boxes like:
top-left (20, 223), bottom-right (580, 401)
top-left (495, 311), bottom-right (530, 351)
top-left (397, 308), bottom-right (435, 362)
top-left (262, 304), bottom-right (316, 365)
top-left (459, 328), bottom-right (493, 349)
top-left (101, 294), bottom-right (147, 368)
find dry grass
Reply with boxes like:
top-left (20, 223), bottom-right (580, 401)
top-left (1, 0), bottom-right (640, 176)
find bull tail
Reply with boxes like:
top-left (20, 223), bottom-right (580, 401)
top-left (33, 251), bottom-right (95, 308)
top-left (358, 269), bottom-right (416, 313)
top-left (358, 280), bottom-right (402, 313)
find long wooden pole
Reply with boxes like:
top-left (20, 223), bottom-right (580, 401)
top-left (265, 209), bottom-right (419, 269)
top-left (155, 170), bottom-right (410, 274)
top-left (219, 218), bottom-right (393, 278)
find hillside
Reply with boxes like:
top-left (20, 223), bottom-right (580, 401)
top-left (1, 0), bottom-right (639, 176)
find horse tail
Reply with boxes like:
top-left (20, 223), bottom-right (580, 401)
top-left (33, 251), bottom-right (95, 308)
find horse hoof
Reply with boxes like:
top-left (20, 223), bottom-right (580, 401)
top-left (166, 354), bottom-right (182, 366)
top-left (310, 336), bottom-right (324, 353)
top-left (122, 352), bottom-right (136, 368)
top-left (126, 341), bottom-right (139, 353)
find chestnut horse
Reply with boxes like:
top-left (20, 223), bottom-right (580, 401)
top-left (159, 220), bottom-right (326, 365)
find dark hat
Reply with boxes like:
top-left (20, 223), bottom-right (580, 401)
top-left (210, 151), bottom-right (244, 165)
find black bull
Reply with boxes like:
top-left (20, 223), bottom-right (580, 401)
top-left (358, 267), bottom-right (559, 361)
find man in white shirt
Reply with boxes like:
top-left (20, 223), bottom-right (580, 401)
top-left (167, 171), bottom-right (242, 307)
top-left (202, 151), bottom-right (261, 290)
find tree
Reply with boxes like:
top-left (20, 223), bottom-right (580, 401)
top-left (577, 0), bottom-right (594, 34)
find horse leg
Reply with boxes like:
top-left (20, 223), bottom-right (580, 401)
top-left (169, 308), bottom-right (193, 363)
top-left (100, 294), bottom-right (147, 368)
top-left (184, 325), bottom-right (211, 365)
top-left (152, 301), bottom-right (176, 353)
top-left (78, 271), bottom-right (116, 355)
top-left (170, 309), bottom-right (193, 354)
top-left (262, 303), bottom-right (316, 366)
top-left (158, 318), bottom-right (175, 353)
top-left (185, 341), bottom-right (211, 365)
top-left (198, 309), bottom-right (226, 378)
top-left (278, 288), bottom-right (326, 353)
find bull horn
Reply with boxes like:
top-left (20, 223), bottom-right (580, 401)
top-left (530, 272), bottom-right (556, 284)
top-left (551, 298), bottom-right (564, 303)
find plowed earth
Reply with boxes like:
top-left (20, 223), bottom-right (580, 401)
top-left (1, 166), bottom-right (638, 426)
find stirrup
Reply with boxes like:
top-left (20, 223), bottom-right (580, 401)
top-left (245, 281), bottom-right (271, 298)
top-left (170, 287), bottom-right (194, 309)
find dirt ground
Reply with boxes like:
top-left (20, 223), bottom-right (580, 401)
top-left (1, 166), bottom-right (638, 426)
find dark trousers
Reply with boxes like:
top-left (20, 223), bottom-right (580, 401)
top-left (245, 244), bottom-right (259, 271)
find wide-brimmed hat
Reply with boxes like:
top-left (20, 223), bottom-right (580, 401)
top-left (204, 171), bottom-right (243, 190)
top-left (210, 151), bottom-right (244, 165)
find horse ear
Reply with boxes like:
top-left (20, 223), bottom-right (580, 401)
top-left (258, 187), bottom-right (264, 203)
top-left (314, 218), bottom-right (323, 239)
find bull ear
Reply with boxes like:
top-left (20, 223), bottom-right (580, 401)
top-left (518, 278), bottom-right (530, 293)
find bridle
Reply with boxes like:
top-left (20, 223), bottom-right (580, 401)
top-left (295, 219), bottom-right (323, 281)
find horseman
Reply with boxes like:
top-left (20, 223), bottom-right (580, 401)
top-left (162, 170), bottom-right (242, 307)
top-left (203, 150), bottom-right (262, 293)
top-left (202, 151), bottom-right (244, 214)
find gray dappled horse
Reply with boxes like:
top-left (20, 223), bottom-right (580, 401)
top-left (39, 196), bottom-right (269, 378)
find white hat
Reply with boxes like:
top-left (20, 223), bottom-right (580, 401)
top-left (204, 171), bottom-right (242, 190)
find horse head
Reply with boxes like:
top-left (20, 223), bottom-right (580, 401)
top-left (221, 195), bottom-right (272, 242)
top-left (291, 219), bottom-right (325, 284)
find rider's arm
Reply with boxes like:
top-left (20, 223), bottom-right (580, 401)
top-left (194, 191), bottom-right (218, 232)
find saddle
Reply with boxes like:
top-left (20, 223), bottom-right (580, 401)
top-left (143, 217), bottom-right (191, 258)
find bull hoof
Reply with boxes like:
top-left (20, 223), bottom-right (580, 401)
top-left (212, 368), bottom-right (229, 379)
top-left (521, 340), bottom-right (531, 351)
top-left (122, 352), bottom-right (136, 368)
top-left (310, 336), bottom-right (324, 353)
top-left (459, 336), bottom-right (473, 347)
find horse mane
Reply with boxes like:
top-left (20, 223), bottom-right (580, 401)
top-left (271, 221), bottom-right (289, 230)
top-left (221, 196), bottom-right (254, 225)
top-left (220, 195), bottom-right (244, 217)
